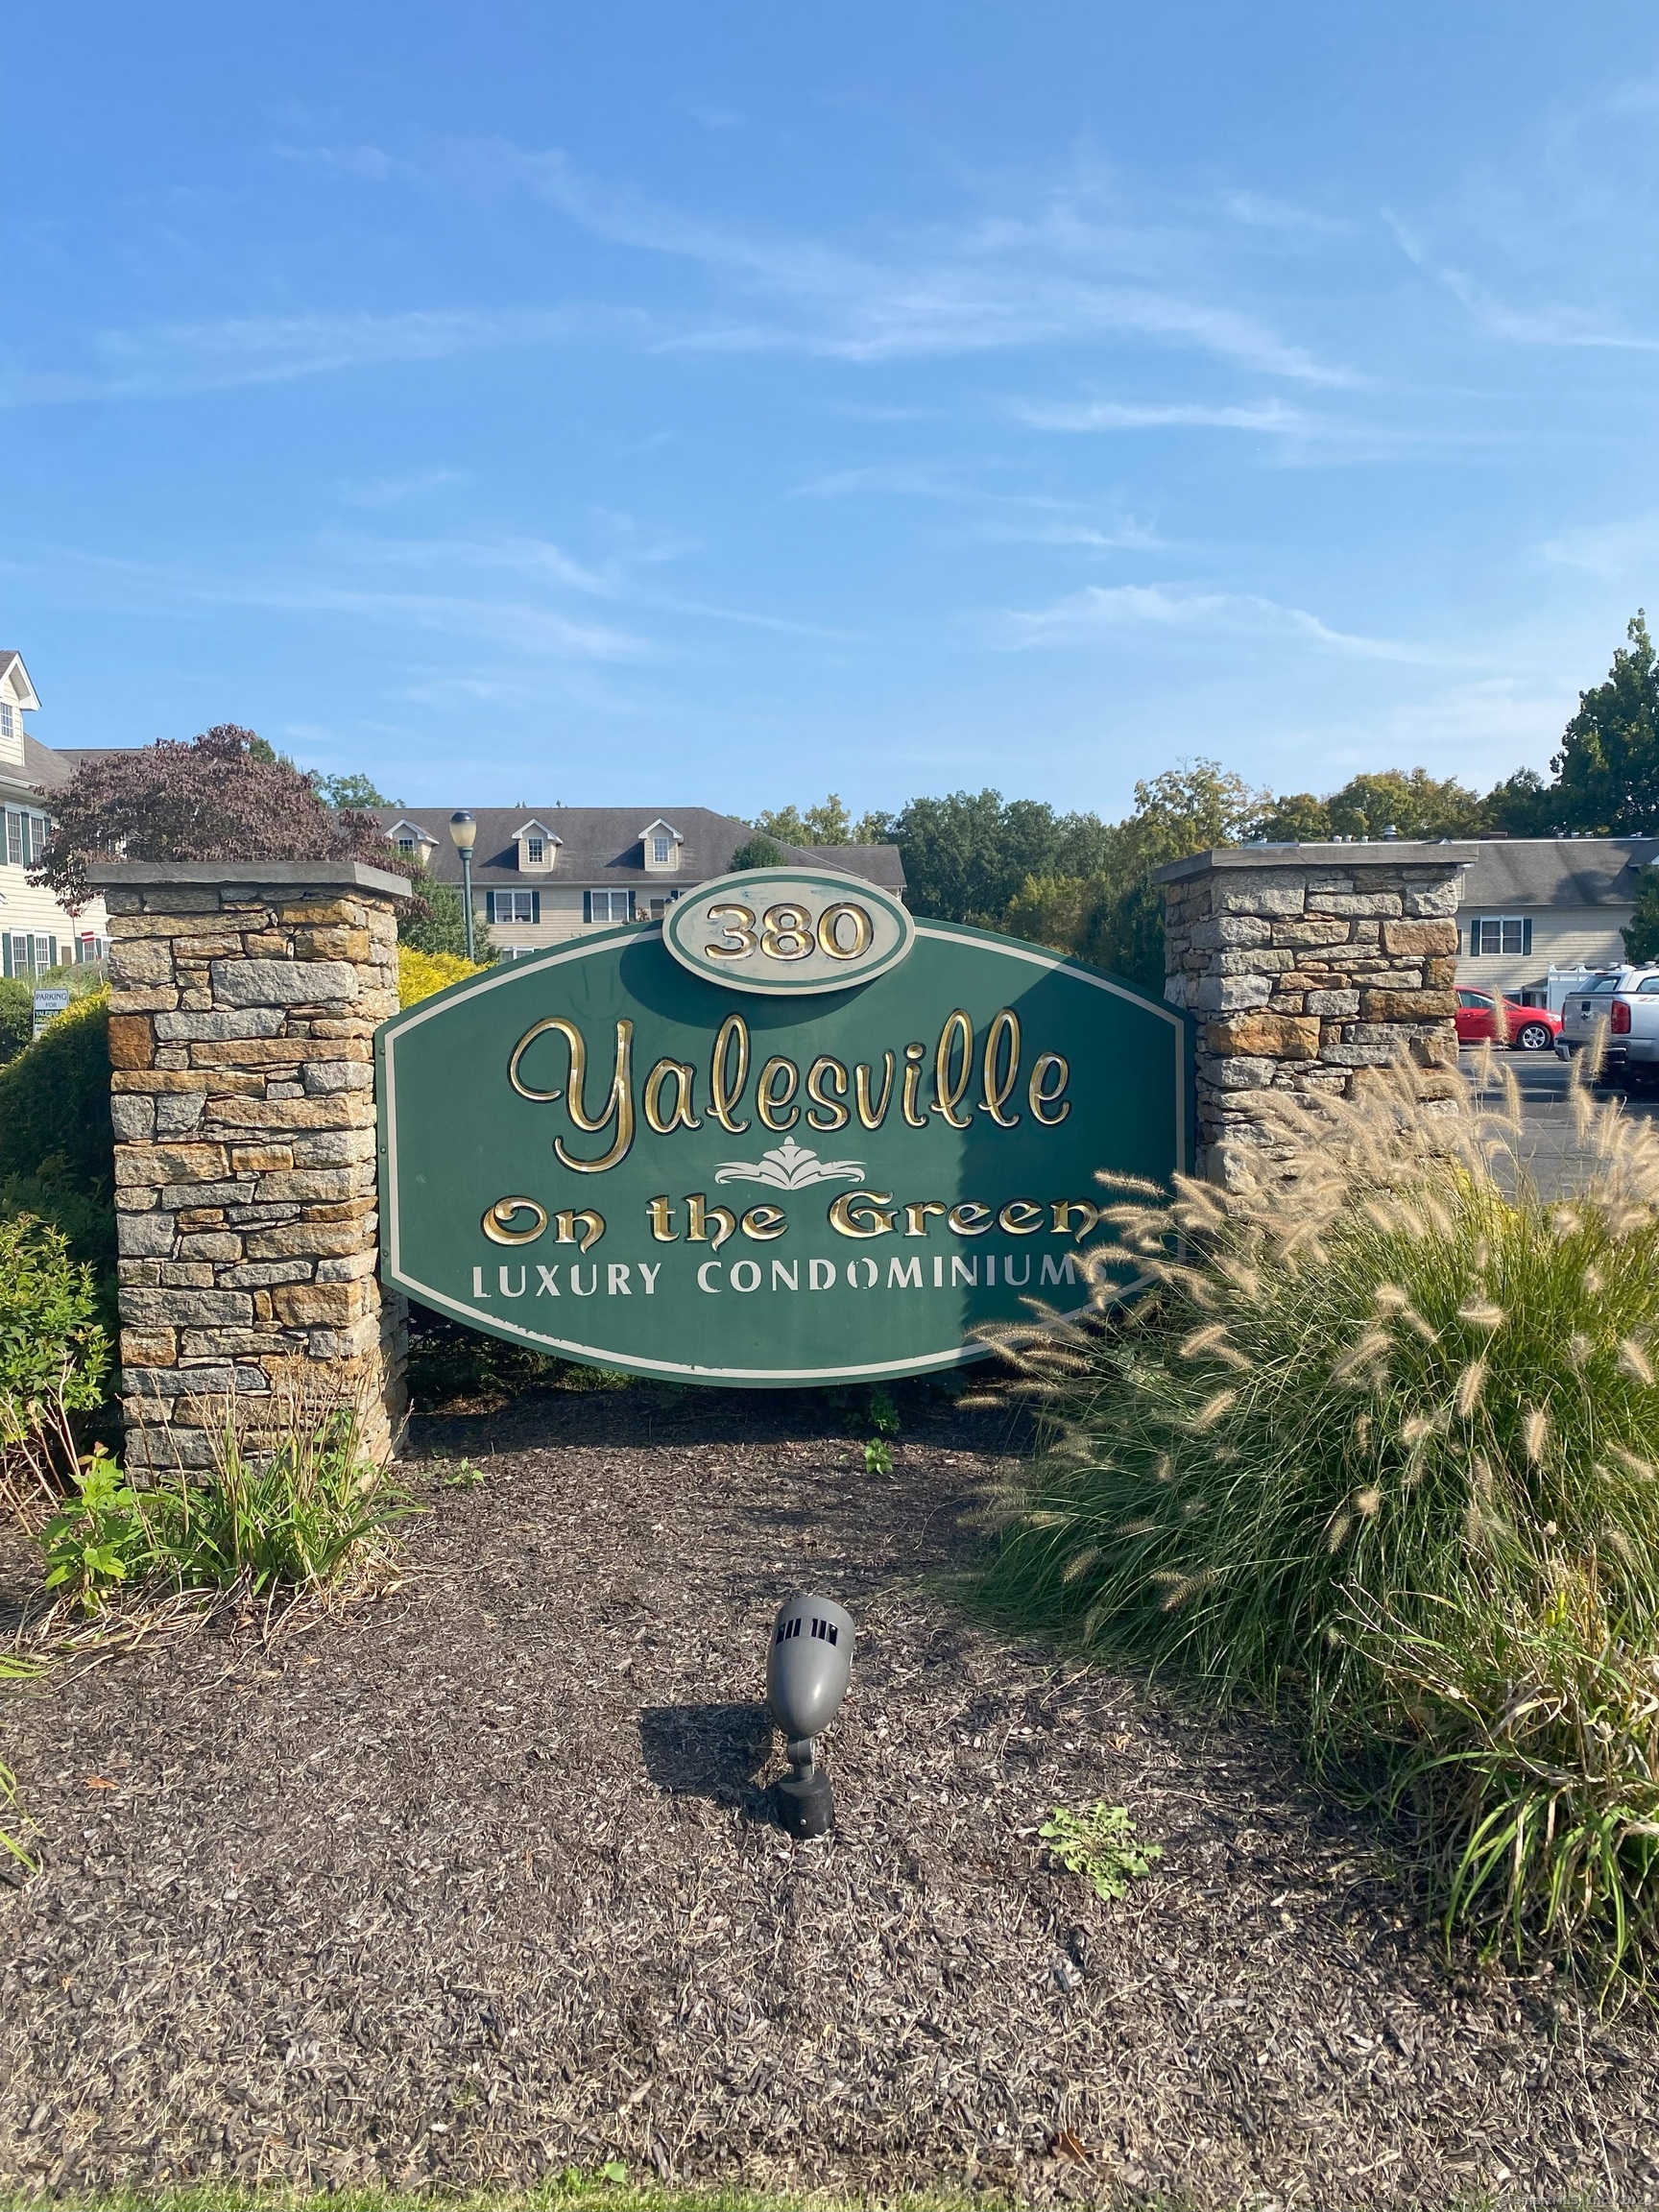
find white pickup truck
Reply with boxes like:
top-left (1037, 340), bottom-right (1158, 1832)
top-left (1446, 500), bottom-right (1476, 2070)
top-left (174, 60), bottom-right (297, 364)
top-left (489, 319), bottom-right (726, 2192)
top-left (1558, 966), bottom-right (1659, 1082)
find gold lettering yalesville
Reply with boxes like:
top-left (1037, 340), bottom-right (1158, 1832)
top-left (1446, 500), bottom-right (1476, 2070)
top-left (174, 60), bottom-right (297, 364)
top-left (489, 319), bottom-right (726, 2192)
top-left (901, 1043), bottom-right (928, 1129)
top-left (805, 1055), bottom-right (850, 1133)
top-left (481, 1196), bottom-right (548, 1246)
top-left (902, 1200), bottom-right (947, 1238)
top-left (979, 1008), bottom-right (1022, 1128)
top-left (553, 1208), bottom-right (606, 1253)
top-left (854, 1053), bottom-right (894, 1131)
top-left (1051, 1200), bottom-right (1101, 1241)
top-left (646, 1196), bottom-right (677, 1241)
top-left (757, 1056), bottom-right (800, 1131)
top-left (740, 1204), bottom-right (788, 1240)
top-left (930, 1009), bottom-right (974, 1129)
top-left (643, 1057), bottom-right (701, 1135)
top-left (686, 1193), bottom-right (736, 1251)
top-left (710, 1013), bottom-right (751, 1134)
top-left (509, 1016), bottom-right (636, 1173)
top-left (829, 1190), bottom-right (898, 1238)
top-left (1028, 1050), bottom-right (1070, 1126)
top-left (998, 1200), bottom-right (1045, 1235)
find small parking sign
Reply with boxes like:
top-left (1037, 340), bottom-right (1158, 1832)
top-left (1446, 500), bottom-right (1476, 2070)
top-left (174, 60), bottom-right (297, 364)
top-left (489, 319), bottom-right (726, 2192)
top-left (32, 986), bottom-right (70, 1040)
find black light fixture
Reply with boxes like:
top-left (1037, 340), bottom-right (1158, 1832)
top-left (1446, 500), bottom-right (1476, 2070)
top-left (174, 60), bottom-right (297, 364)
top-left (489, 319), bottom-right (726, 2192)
top-left (448, 811), bottom-right (477, 963)
top-left (766, 1591), bottom-right (854, 1839)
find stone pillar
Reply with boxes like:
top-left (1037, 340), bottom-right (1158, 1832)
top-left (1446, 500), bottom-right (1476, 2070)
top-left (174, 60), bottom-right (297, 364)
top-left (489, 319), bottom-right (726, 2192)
top-left (1154, 840), bottom-right (1478, 1188)
top-left (89, 860), bottom-right (413, 1474)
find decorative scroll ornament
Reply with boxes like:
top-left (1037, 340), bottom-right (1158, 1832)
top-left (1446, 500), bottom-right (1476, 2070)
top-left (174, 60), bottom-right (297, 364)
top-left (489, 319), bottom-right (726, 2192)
top-left (713, 1135), bottom-right (867, 1190)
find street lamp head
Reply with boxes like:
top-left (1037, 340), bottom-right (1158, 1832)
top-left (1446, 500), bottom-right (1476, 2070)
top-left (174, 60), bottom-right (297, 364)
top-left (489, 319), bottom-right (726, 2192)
top-left (448, 810), bottom-right (477, 854)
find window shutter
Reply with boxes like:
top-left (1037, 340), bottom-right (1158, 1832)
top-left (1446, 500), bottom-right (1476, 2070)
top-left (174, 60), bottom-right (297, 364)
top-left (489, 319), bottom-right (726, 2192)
top-left (485, 892), bottom-right (496, 924)
top-left (1467, 917), bottom-right (1479, 957)
top-left (531, 891), bottom-right (541, 924)
top-left (584, 892), bottom-right (593, 923)
top-left (46, 937), bottom-right (57, 971)
top-left (1, 933), bottom-right (9, 978)
top-left (1523, 918), bottom-right (1532, 954)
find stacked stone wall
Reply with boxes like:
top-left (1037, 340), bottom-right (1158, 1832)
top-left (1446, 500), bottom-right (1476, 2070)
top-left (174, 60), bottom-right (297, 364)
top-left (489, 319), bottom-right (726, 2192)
top-left (98, 868), bottom-right (408, 1472)
top-left (1159, 849), bottom-right (1470, 1187)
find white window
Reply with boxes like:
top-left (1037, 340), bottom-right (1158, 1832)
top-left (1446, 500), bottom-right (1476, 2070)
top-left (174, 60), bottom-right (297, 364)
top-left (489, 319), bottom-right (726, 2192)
top-left (587, 889), bottom-right (633, 924)
top-left (0, 704), bottom-right (13, 739)
top-left (397, 835), bottom-right (418, 856)
top-left (527, 837), bottom-right (544, 865)
top-left (3, 810), bottom-right (20, 867)
top-left (489, 890), bottom-right (538, 925)
top-left (1467, 915), bottom-right (1530, 956)
top-left (653, 834), bottom-right (671, 864)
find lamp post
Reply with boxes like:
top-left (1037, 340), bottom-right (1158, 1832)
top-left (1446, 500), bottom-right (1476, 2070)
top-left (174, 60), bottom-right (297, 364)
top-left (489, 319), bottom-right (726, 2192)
top-left (448, 812), bottom-right (478, 963)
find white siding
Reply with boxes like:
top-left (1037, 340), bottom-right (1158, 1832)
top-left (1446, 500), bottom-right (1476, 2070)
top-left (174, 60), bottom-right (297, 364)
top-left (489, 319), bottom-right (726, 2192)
top-left (1456, 907), bottom-right (1631, 998)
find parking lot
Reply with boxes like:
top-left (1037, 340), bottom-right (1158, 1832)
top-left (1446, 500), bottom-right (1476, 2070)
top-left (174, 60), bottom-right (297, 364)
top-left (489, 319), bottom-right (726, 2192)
top-left (1462, 1043), bottom-right (1659, 1195)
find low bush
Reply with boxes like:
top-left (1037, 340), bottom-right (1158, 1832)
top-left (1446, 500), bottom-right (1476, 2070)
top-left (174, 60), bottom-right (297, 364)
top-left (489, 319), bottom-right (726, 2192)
top-left (398, 944), bottom-right (486, 1007)
top-left (987, 1051), bottom-right (1659, 1991)
top-left (0, 993), bottom-right (117, 1334)
top-left (36, 1390), bottom-right (411, 1614)
top-left (0, 977), bottom-right (31, 1064)
top-left (0, 1214), bottom-right (110, 1517)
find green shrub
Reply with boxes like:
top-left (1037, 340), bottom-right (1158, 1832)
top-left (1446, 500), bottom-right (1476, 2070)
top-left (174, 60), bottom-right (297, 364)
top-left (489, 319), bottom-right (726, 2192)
top-left (0, 1214), bottom-right (110, 1513)
top-left (0, 978), bottom-right (31, 1065)
top-left (0, 992), bottom-right (117, 1333)
top-left (987, 1051), bottom-right (1659, 1988)
top-left (37, 1448), bottom-right (148, 1612)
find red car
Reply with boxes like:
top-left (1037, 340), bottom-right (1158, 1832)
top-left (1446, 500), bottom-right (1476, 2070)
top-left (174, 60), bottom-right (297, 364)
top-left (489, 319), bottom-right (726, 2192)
top-left (1455, 988), bottom-right (1561, 1052)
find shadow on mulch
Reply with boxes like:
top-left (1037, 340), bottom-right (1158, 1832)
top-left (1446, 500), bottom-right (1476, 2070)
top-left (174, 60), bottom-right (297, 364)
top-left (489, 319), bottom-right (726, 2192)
top-left (638, 1702), bottom-right (776, 1818)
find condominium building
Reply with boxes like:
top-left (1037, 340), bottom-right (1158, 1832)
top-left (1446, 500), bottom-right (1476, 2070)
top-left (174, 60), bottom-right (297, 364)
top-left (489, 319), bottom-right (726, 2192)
top-left (0, 651), bottom-right (110, 978)
top-left (373, 805), bottom-right (905, 956)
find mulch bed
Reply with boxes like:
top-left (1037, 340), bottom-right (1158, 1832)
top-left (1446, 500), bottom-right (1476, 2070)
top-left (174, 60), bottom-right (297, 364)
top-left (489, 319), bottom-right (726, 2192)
top-left (2, 1386), bottom-right (1657, 2208)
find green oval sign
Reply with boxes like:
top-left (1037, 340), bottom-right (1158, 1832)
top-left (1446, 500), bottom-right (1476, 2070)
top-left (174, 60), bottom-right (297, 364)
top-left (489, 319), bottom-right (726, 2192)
top-left (663, 865), bottom-right (915, 995)
top-left (376, 918), bottom-right (1192, 1387)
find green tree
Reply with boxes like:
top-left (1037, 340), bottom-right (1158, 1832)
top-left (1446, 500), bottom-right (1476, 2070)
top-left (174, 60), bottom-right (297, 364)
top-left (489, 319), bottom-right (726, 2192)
top-left (1551, 612), bottom-right (1659, 834)
top-left (316, 771), bottom-right (397, 810)
top-left (1323, 768), bottom-right (1485, 841)
top-left (890, 791), bottom-right (1071, 923)
top-left (1623, 868), bottom-right (1659, 963)
top-left (752, 796), bottom-right (895, 848)
top-left (1481, 765), bottom-right (1556, 838)
top-left (728, 833), bottom-right (784, 871)
top-left (1249, 790), bottom-right (1331, 842)
top-left (396, 870), bottom-right (494, 961)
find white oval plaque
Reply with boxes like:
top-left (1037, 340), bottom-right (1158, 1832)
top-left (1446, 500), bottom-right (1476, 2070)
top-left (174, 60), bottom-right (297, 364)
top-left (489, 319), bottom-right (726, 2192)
top-left (662, 866), bottom-right (915, 995)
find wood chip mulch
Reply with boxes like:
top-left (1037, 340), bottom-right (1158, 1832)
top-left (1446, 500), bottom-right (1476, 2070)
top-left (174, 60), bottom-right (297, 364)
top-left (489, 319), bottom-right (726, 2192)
top-left (2, 1388), bottom-right (1656, 2208)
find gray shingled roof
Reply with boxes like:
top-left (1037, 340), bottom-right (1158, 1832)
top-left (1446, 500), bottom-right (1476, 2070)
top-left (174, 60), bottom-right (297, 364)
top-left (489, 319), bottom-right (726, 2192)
top-left (370, 805), bottom-right (906, 894)
top-left (17, 735), bottom-right (73, 793)
top-left (1463, 838), bottom-right (1659, 909)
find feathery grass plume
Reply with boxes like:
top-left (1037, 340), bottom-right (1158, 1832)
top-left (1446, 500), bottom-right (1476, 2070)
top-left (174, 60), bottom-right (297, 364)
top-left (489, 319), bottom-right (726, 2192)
top-left (1455, 1358), bottom-right (1488, 1418)
top-left (1061, 1545), bottom-right (1101, 1585)
top-left (1619, 1338), bottom-right (1654, 1386)
top-left (982, 1040), bottom-right (1659, 1990)
top-left (1094, 1168), bottom-right (1169, 1199)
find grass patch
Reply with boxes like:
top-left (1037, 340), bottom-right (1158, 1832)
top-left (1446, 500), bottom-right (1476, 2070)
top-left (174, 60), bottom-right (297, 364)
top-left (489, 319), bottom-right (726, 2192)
top-left (984, 1047), bottom-right (1659, 1994)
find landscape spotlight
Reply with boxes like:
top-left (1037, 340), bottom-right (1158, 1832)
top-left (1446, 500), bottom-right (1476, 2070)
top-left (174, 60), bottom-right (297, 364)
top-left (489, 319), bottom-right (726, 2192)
top-left (447, 811), bottom-right (477, 963)
top-left (766, 1590), bottom-right (854, 1839)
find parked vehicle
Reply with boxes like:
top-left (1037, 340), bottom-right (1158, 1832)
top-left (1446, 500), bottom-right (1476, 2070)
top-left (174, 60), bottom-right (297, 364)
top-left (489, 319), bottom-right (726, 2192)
top-left (1454, 988), bottom-right (1561, 1052)
top-left (1558, 966), bottom-right (1659, 1081)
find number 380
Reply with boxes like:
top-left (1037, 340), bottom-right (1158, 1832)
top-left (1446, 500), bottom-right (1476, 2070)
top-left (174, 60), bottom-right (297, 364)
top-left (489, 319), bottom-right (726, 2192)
top-left (703, 899), bottom-right (874, 963)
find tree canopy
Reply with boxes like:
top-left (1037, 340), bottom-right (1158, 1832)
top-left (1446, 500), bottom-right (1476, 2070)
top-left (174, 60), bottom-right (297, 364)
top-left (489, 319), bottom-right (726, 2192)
top-left (1550, 612), bottom-right (1659, 835)
top-left (752, 794), bottom-right (893, 848)
top-left (35, 726), bottom-right (393, 911)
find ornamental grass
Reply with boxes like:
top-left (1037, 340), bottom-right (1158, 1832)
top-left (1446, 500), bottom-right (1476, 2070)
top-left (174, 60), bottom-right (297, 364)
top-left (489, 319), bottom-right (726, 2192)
top-left (985, 1046), bottom-right (1659, 1990)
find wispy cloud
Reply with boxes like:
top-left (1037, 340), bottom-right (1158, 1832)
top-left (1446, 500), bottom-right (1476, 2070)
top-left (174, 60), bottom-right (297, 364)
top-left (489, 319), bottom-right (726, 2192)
top-left (1387, 212), bottom-right (1659, 353)
top-left (1012, 396), bottom-right (1309, 433)
top-left (0, 305), bottom-right (632, 407)
top-left (998, 582), bottom-right (1446, 661)
top-left (1539, 512), bottom-right (1659, 578)
top-left (338, 467), bottom-right (471, 507)
top-left (789, 464), bottom-right (1161, 547)
top-left (466, 142), bottom-right (1355, 380)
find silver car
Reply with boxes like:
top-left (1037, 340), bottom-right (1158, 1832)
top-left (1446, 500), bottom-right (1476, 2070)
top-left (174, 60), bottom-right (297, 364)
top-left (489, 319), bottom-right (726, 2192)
top-left (1558, 966), bottom-right (1659, 1078)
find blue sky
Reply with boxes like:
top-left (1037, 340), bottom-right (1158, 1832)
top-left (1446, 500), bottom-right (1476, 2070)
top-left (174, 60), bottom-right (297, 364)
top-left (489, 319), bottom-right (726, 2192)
top-left (7, 4), bottom-right (1659, 820)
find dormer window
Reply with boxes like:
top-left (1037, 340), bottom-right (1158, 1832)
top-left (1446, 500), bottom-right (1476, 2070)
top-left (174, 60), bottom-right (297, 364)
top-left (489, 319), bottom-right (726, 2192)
top-left (512, 818), bottom-right (560, 874)
top-left (0, 705), bottom-right (12, 741)
top-left (639, 819), bottom-right (682, 875)
top-left (386, 819), bottom-right (438, 869)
